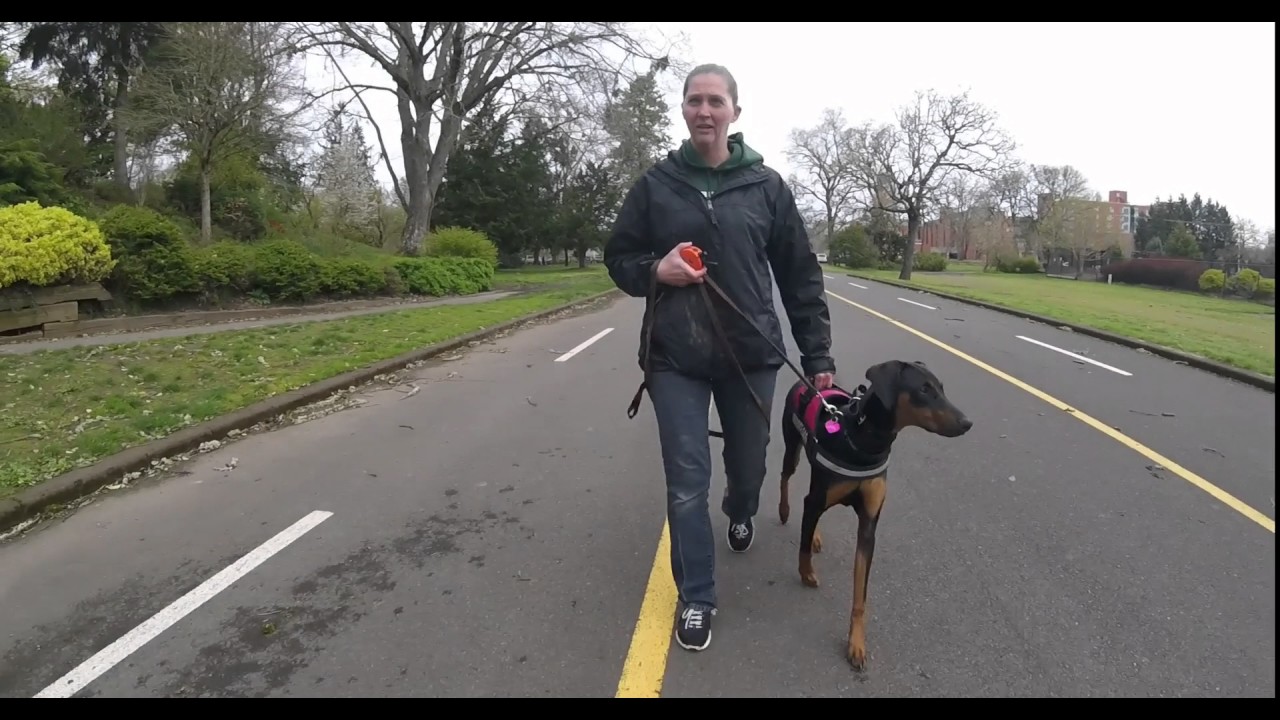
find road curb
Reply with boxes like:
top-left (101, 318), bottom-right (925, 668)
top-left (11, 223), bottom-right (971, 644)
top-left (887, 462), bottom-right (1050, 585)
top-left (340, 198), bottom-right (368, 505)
top-left (842, 273), bottom-right (1275, 392)
top-left (0, 287), bottom-right (622, 536)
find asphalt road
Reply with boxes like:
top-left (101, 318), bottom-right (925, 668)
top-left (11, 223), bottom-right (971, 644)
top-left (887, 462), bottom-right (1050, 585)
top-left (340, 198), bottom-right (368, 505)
top-left (0, 273), bottom-right (1273, 698)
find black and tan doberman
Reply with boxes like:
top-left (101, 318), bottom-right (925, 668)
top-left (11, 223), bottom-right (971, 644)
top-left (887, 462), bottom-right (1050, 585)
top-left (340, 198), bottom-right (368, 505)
top-left (777, 359), bottom-right (973, 670)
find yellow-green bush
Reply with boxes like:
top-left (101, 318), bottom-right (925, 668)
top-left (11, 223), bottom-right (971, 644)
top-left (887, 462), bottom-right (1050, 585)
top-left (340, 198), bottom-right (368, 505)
top-left (425, 226), bottom-right (499, 268)
top-left (1227, 268), bottom-right (1262, 296)
top-left (0, 201), bottom-right (116, 289)
top-left (1257, 277), bottom-right (1275, 300)
top-left (1198, 268), bottom-right (1225, 292)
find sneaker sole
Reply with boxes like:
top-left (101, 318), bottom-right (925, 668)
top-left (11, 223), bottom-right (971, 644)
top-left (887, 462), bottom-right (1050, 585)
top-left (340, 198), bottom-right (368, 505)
top-left (727, 528), bottom-right (753, 553)
top-left (676, 631), bottom-right (712, 651)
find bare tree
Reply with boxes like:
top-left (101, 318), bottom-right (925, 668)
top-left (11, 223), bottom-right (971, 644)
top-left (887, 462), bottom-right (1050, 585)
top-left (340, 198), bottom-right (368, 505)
top-left (124, 22), bottom-right (311, 242)
top-left (785, 108), bottom-right (862, 243)
top-left (1231, 217), bottom-right (1264, 268)
top-left (983, 162), bottom-right (1037, 253)
top-left (847, 89), bottom-right (1015, 280)
top-left (1026, 164), bottom-right (1091, 262)
top-left (299, 22), bottom-right (680, 255)
top-left (1036, 189), bottom-right (1125, 279)
top-left (937, 172), bottom-right (984, 259)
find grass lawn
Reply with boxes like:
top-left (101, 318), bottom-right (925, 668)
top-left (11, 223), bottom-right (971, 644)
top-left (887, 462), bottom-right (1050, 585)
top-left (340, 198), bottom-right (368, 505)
top-left (0, 277), bottom-right (615, 499)
top-left (840, 265), bottom-right (1275, 377)
top-left (492, 263), bottom-right (611, 291)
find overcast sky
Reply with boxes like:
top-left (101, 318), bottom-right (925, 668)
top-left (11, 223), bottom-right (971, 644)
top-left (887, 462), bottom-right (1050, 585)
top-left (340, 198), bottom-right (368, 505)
top-left (308, 22), bottom-right (1275, 234)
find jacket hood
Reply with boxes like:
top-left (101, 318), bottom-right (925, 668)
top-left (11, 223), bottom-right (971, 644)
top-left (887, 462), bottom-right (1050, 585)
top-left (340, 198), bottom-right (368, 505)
top-left (666, 132), bottom-right (765, 194)
top-left (675, 132), bottom-right (764, 171)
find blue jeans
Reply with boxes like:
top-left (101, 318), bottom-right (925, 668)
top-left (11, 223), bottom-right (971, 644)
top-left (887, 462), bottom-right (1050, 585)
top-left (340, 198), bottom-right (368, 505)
top-left (647, 367), bottom-right (778, 608)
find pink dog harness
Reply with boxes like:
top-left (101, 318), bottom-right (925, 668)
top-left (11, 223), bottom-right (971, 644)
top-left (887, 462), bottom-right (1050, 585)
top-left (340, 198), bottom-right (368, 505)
top-left (786, 383), bottom-right (890, 479)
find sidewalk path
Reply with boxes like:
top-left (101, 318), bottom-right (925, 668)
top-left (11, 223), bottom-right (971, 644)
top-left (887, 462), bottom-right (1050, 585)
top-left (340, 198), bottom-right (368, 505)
top-left (0, 291), bottom-right (519, 356)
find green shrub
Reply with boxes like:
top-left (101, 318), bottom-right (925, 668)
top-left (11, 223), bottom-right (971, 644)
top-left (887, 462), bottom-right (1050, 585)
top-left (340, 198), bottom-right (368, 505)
top-left (392, 257), bottom-right (494, 296)
top-left (320, 258), bottom-right (389, 298)
top-left (1198, 268), bottom-right (1225, 292)
top-left (913, 251), bottom-right (948, 271)
top-left (191, 241), bottom-right (257, 302)
top-left (96, 204), bottom-right (200, 302)
top-left (251, 240), bottom-right (324, 302)
top-left (425, 226), bottom-right (499, 268)
top-left (996, 255), bottom-right (1040, 274)
top-left (0, 201), bottom-right (116, 289)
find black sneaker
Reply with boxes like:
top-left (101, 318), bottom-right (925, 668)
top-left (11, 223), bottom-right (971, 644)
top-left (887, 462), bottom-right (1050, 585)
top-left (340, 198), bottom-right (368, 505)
top-left (727, 518), bottom-right (754, 552)
top-left (676, 603), bottom-right (715, 651)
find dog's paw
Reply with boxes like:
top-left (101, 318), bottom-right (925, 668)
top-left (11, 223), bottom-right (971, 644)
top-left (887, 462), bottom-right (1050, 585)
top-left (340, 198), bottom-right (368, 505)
top-left (799, 553), bottom-right (819, 587)
top-left (778, 501), bottom-right (790, 525)
top-left (812, 529), bottom-right (823, 553)
top-left (846, 641), bottom-right (868, 671)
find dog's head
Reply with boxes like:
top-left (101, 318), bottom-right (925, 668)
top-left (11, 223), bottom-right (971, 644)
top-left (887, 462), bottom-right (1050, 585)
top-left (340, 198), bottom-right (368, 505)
top-left (864, 360), bottom-right (972, 438)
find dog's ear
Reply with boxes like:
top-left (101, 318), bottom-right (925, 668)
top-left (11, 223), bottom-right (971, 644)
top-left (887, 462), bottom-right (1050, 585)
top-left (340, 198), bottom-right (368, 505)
top-left (865, 360), bottom-right (904, 410)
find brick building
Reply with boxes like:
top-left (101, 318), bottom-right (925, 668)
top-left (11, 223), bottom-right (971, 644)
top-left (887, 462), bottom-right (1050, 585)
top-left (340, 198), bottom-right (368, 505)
top-left (911, 189), bottom-right (1149, 260)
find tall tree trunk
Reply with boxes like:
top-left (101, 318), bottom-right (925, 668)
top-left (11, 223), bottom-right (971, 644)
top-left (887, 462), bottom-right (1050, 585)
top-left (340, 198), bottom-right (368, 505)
top-left (200, 166), bottom-right (212, 243)
top-left (112, 69), bottom-right (132, 197)
top-left (899, 211), bottom-right (921, 281)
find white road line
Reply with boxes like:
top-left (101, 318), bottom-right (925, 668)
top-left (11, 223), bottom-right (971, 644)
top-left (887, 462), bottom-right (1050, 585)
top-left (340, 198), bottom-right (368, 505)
top-left (823, 274), bottom-right (835, 280)
top-left (1016, 335), bottom-right (1133, 376)
top-left (34, 510), bottom-right (334, 699)
top-left (848, 281), bottom-right (868, 289)
top-left (554, 327), bottom-right (614, 362)
top-left (897, 297), bottom-right (936, 310)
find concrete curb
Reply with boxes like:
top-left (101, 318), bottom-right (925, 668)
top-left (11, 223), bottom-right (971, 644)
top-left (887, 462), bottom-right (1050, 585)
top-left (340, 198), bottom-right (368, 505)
top-left (842, 273), bottom-right (1275, 393)
top-left (0, 287), bottom-right (622, 536)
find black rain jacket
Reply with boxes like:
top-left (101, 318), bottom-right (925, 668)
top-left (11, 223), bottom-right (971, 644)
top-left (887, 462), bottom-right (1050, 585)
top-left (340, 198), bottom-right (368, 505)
top-left (603, 133), bottom-right (836, 382)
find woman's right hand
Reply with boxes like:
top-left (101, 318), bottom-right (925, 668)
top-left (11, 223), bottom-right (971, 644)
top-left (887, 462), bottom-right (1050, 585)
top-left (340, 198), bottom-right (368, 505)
top-left (656, 242), bottom-right (707, 287)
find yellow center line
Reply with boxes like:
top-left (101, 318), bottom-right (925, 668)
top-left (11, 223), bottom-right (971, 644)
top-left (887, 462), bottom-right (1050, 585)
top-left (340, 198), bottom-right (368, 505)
top-left (823, 289), bottom-right (1275, 535)
top-left (615, 520), bottom-right (676, 698)
top-left (613, 287), bottom-right (1274, 700)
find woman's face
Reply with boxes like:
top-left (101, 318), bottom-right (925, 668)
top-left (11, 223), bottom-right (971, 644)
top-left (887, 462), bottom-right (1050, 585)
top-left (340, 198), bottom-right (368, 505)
top-left (682, 73), bottom-right (740, 148)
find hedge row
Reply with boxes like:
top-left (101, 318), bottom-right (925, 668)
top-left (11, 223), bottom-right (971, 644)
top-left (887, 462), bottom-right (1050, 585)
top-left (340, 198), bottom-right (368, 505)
top-left (0, 202), bottom-right (495, 307)
top-left (185, 240), bottom-right (494, 306)
top-left (1197, 267), bottom-right (1275, 300)
top-left (1099, 256), bottom-right (1274, 299)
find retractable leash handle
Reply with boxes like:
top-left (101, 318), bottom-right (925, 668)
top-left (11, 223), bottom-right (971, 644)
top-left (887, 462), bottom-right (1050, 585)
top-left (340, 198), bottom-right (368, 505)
top-left (680, 245), bottom-right (706, 271)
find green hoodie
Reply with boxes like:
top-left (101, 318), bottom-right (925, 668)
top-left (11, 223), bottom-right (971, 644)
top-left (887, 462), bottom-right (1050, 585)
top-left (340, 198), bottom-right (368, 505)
top-left (677, 131), bottom-right (764, 197)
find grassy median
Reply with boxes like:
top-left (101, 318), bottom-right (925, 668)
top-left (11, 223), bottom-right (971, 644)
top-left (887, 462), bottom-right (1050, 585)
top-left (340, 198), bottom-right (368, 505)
top-left (841, 265), bottom-right (1275, 377)
top-left (0, 268), bottom-right (615, 498)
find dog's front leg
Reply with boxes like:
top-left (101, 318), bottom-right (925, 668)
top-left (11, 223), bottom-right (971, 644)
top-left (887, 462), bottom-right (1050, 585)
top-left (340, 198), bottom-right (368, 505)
top-left (847, 477), bottom-right (886, 671)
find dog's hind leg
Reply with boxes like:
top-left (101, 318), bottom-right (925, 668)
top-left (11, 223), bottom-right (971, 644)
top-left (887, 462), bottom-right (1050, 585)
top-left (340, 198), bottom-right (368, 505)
top-left (778, 414), bottom-right (803, 525)
top-left (797, 486), bottom-right (825, 588)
